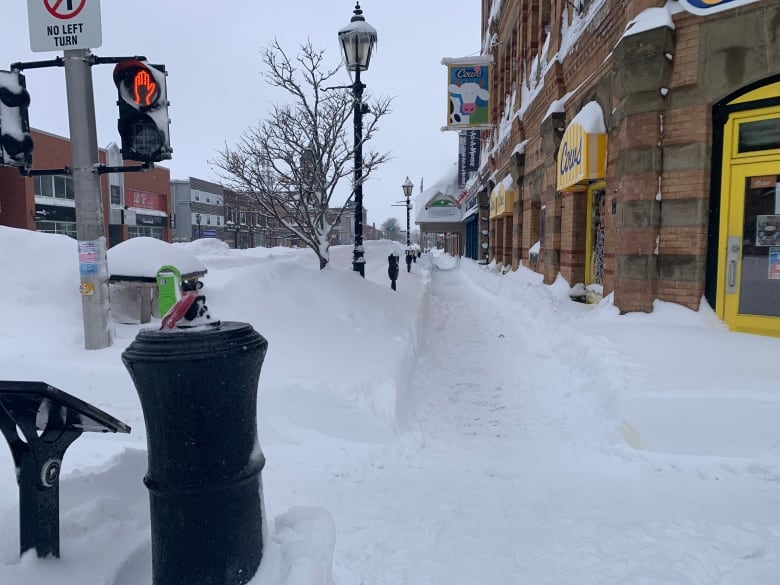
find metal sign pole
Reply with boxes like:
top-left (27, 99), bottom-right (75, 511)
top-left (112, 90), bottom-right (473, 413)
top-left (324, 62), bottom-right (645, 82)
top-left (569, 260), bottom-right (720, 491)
top-left (64, 48), bottom-right (113, 349)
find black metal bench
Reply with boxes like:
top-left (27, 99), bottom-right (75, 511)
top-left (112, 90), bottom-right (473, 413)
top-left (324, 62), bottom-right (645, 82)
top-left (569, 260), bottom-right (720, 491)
top-left (0, 381), bottom-right (131, 558)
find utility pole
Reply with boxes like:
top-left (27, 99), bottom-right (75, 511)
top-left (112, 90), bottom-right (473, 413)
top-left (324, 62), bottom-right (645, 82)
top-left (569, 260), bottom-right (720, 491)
top-left (65, 49), bottom-right (113, 349)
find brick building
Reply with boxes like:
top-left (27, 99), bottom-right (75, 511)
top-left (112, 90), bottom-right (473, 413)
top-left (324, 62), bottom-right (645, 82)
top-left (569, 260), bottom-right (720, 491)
top-left (472, 0), bottom-right (780, 336)
top-left (0, 129), bottom-right (172, 245)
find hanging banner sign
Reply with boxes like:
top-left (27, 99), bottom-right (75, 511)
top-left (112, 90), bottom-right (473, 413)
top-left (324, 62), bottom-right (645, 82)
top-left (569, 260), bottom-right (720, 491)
top-left (442, 56), bottom-right (493, 131)
top-left (678, 0), bottom-right (759, 15)
top-left (458, 130), bottom-right (481, 187)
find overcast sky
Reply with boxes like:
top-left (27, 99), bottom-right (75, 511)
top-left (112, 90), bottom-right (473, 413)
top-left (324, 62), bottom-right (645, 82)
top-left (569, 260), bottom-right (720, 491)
top-left (1, 1), bottom-right (481, 227)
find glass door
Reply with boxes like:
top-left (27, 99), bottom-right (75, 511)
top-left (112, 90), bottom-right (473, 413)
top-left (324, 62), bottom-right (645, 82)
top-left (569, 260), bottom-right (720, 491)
top-left (723, 164), bottom-right (780, 335)
top-left (585, 183), bottom-right (606, 301)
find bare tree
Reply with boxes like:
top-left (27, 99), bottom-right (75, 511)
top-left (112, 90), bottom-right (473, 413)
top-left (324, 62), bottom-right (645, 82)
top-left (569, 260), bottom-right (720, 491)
top-left (381, 217), bottom-right (402, 241)
top-left (213, 40), bottom-right (392, 269)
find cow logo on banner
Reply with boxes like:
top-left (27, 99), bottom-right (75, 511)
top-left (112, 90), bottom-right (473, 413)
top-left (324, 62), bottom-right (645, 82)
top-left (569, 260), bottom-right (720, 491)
top-left (442, 56), bottom-right (492, 131)
top-left (678, 0), bottom-right (759, 14)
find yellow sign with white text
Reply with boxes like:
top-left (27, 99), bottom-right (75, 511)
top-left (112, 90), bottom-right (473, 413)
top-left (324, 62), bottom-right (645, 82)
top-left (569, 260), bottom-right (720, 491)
top-left (557, 123), bottom-right (606, 192)
top-left (489, 182), bottom-right (515, 218)
top-left (496, 183), bottom-right (515, 217)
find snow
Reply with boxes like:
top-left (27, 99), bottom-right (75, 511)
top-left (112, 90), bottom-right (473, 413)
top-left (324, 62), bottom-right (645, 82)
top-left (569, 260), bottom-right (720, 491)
top-left (511, 140), bottom-right (528, 156)
top-left (0, 225), bottom-right (779, 584)
top-left (107, 236), bottom-right (206, 277)
top-left (559, 0), bottom-right (610, 60)
top-left (622, 6), bottom-right (676, 39)
top-left (441, 56), bottom-right (493, 66)
top-left (542, 93), bottom-right (572, 122)
top-left (0, 71), bottom-right (26, 140)
top-left (569, 100), bottom-right (607, 134)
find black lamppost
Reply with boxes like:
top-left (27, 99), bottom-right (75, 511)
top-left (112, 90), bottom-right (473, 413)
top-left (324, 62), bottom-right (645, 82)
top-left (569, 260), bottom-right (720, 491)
top-left (402, 176), bottom-right (413, 247)
top-left (338, 2), bottom-right (377, 277)
top-left (195, 212), bottom-right (202, 240)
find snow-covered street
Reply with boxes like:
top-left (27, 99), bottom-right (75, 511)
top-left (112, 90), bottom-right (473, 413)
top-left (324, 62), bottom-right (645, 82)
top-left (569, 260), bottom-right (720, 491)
top-left (0, 233), bottom-right (778, 584)
top-left (263, 252), bottom-right (780, 584)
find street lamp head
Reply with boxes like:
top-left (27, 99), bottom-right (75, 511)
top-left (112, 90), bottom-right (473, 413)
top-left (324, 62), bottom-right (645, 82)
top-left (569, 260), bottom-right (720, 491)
top-left (402, 176), bottom-right (413, 198)
top-left (196, 212), bottom-right (201, 224)
top-left (338, 2), bottom-right (378, 72)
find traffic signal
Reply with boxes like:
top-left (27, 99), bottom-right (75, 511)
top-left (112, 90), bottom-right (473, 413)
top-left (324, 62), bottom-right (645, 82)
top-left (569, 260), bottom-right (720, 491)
top-left (0, 70), bottom-right (33, 168)
top-left (113, 59), bottom-right (171, 163)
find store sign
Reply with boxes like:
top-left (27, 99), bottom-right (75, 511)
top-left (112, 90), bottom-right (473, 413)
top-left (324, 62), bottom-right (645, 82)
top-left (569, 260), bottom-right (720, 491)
top-left (128, 188), bottom-right (165, 211)
top-left (557, 122), bottom-right (606, 192)
top-left (136, 214), bottom-right (166, 227)
top-left (443, 56), bottom-right (493, 131)
top-left (428, 207), bottom-right (459, 219)
top-left (491, 181), bottom-right (515, 218)
top-left (679, 0), bottom-right (759, 15)
top-left (35, 204), bottom-right (75, 222)
top-left (458, 130), bottom-right (481, 187)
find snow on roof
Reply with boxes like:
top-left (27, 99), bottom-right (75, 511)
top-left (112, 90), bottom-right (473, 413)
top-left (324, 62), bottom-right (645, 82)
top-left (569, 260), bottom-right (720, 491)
top-left (418, 163), bottom-right (461, 208)
top-left (569, 101), bottom-right (606, 134)
top-left (511, 140), bottom-right (528, 156)
top-left (622, 6), bottom-right (676, 39)
top-left (542, 92), bottom-right (573, 123)
top-left (462, 204), bottom-right (479, 221)
top-left (441, 55), bottom-right (493, 66)
top-left (108, 237), bottom-right (206, 278)
top-left (559, 0), bottom-right (610, 60)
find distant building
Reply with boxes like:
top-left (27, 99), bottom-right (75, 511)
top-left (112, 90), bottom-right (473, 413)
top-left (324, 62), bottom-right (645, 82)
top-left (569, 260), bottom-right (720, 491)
top-left (170, 177), bottom-right (225, 243)
top-left (223, 188), bottom-right (268, 248)
top-left (0, 129), bottom-right (171, 246)
top-left (467, 0), bottom-right (780, 336)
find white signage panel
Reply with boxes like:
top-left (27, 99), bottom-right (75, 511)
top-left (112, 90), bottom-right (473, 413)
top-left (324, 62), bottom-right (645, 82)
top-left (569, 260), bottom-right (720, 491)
top-left (27, 0), bottom-right (102, 53)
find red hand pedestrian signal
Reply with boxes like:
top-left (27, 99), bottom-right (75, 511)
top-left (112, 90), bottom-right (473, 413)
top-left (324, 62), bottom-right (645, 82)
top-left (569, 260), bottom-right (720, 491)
top-left (112, 59), bottom-right (171, 163)
top-left (130, 70), bottom-right (158, 108)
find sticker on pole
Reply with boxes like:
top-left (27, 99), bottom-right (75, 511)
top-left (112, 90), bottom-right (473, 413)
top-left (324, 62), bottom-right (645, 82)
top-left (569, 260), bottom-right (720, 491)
top-left (27, 0), bottom-right (102, 53)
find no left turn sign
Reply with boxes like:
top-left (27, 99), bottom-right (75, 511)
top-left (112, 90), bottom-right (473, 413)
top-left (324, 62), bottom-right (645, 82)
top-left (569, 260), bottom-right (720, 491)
top-left (27, 0), bottom-right (102, 52)
top-left (44, 0), bottom-right (87, 20)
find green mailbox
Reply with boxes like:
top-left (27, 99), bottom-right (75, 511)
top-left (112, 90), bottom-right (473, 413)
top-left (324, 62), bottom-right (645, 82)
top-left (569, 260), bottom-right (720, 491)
top-left (156, 265), bottom-right (182, 317)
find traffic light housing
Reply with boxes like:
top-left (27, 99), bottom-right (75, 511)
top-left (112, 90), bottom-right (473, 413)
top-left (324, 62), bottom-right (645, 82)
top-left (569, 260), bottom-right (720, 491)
top-left (0, 70), bottom-right (34, 168)
top-left (113, 59), bottom-right (171, 163)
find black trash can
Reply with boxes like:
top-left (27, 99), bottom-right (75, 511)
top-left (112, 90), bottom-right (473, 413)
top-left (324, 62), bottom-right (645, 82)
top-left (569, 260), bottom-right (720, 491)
top-left (122, 321), bottom-right (268, 585)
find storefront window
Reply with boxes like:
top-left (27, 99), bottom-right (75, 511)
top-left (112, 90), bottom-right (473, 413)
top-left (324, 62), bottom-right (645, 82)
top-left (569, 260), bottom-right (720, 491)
top-left (110, 184), bottom-right (122, 206)
top-left (128, 226), bottom-right (164, 240)
top-left (34, 176), bottom-right (53, 198)
top-left (738, 117), bottom-right (780, 153)
top-left (34, 175), bottom-right (75, 200)
top-left (738, 175), bottom-right (780, 317)
top-left (36, 220), bottom-right (77, 238)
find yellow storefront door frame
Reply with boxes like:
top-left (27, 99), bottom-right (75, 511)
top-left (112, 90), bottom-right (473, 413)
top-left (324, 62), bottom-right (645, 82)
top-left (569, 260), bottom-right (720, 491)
top-left (585, 181), bottom-right (606, 286)
top-left (717, 102), bottom-right (780, 337)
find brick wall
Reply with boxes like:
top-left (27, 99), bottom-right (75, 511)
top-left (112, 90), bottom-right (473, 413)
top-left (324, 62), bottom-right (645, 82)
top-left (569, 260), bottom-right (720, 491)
top-left (483, 0), bottom-right (780, 320)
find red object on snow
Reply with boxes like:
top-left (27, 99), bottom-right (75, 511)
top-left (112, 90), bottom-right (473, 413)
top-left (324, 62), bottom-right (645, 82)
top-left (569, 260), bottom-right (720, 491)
top-left (160, 291), bottom-right (198, 330)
